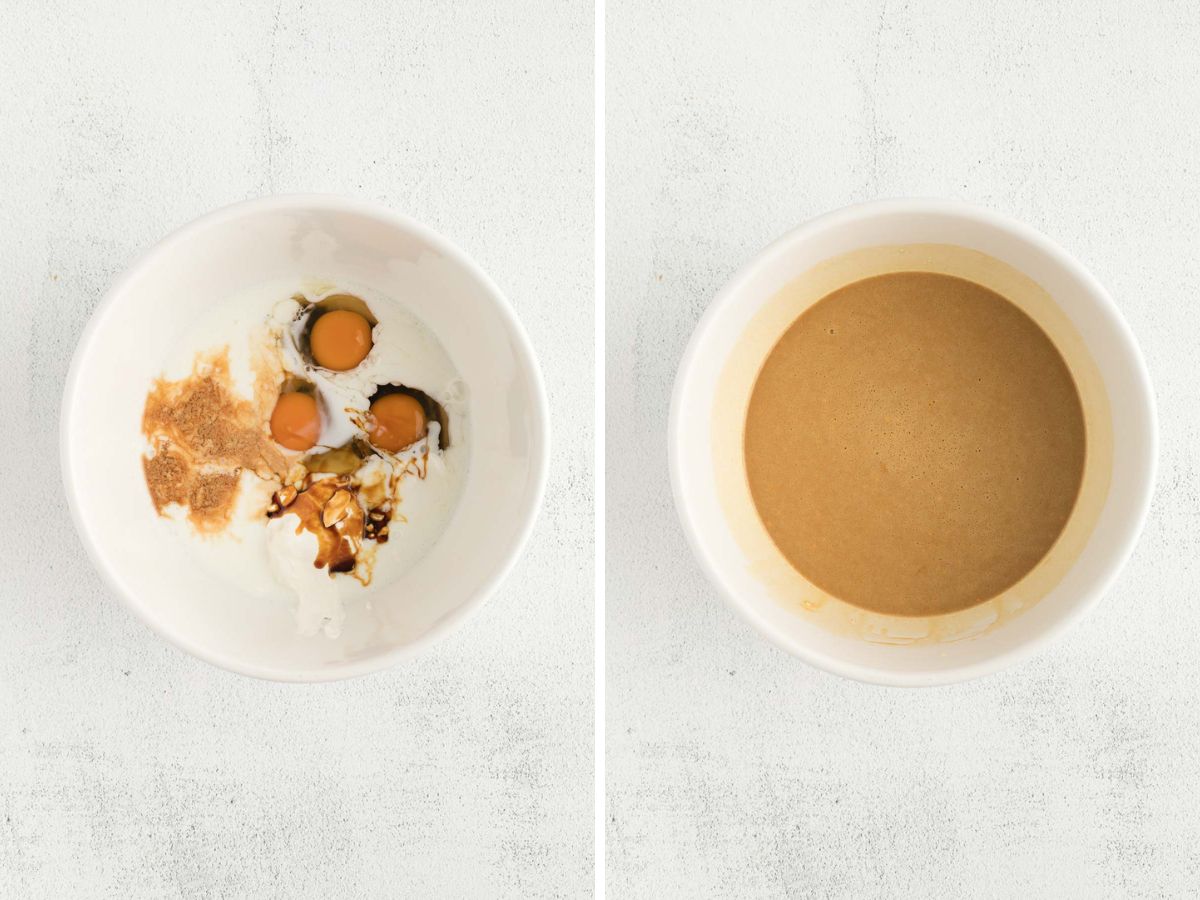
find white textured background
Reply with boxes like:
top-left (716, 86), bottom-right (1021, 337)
top-left (608, 1), bottom-right (1199, 897)
top-left (0, 2), bottom-right (592, 897)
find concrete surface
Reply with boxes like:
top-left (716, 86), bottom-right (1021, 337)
top-left (0, 2), bottom-right (592, 897)
top-left (607, 1), bottom-right (1200, 897)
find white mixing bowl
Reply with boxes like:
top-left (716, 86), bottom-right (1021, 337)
top-left (62, 195), bottom-right (549, 681)
top-left (669, 199), bottom-right (1155, 686)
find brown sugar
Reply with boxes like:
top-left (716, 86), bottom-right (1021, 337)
top-left (187, 471), bottom-right (241, 533)
top-left (142, 348), bottom-right (287, 531)
top-left (142, 449), bottom-right (190, 512)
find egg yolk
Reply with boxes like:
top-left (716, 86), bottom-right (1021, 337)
top-left (270, 392), bottom-right (321, 451)
top-left (368, 394), bottom-right (427, 452)
top-left (310, 310), bottom-right (373, 371)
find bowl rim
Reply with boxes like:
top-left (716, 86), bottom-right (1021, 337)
top-left (667, 198), bottom-right (1157, 687)
top-left (60, 193), bottom-right (551, 683)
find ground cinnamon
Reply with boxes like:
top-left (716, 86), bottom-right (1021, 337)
top-left (142, 348), bottom-right (286, 532)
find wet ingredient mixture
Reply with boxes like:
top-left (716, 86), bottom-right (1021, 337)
top-left (140, 287), bottom-right (467, 638)
top-left (744, 272), bottom-right (1086, 617)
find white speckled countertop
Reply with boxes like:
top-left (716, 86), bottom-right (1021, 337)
top-left (608, 1), bottom-right (1200, 896)
top-left (0, 2), bottom-right (592, 896)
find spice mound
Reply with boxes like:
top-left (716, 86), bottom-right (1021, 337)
top-left (142, 349), bottom-right (285, 533)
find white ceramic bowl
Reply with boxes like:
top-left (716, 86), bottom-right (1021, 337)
top-left (62, 195), bottom-right (549, 681)
top-left (669, 199), bottom-right (1156, 686)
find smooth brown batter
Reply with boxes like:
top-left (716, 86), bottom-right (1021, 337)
top-left (744, 272), bottom-right (1086, 617)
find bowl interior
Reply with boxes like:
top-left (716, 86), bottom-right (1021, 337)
top-left (671, 202), bottom-right (1155, 685)
top-left (63, 198), bottom-right (547, 680)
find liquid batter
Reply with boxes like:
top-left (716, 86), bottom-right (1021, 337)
top-left (744, 271), bottom-right (1086, 617)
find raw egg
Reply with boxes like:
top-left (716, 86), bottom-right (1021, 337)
top-left (310, 309), bottom-right (373, 371)
top-left (368, 394), bottom-right (427, 452)
top-left (270, 392), bottom-right (321, 451)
